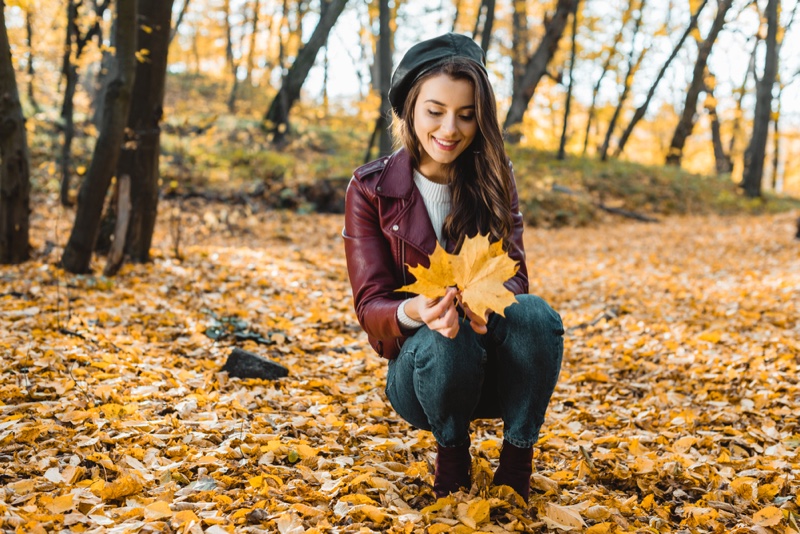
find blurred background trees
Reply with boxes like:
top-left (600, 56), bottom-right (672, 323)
top-left (2, 0), bottom-right (800, 269)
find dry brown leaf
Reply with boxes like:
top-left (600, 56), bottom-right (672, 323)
top-left (752, 506), bottom-right (783, 527)
top-left (543, 502), bottom-right (586, 531)
top-left (98, 475), bottom-right (143, 501)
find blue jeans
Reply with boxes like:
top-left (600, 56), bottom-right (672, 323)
top-left (385, 294), bottom-right (564, 448)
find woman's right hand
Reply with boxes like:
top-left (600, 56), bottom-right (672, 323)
top-left (404, 287), bottom-right (460, 339)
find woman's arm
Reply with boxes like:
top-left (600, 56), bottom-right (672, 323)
top-left (343, 178), bottom-right (405, 342)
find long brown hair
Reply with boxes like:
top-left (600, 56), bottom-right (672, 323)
top-left (394, 57), bottom-right (515, 251)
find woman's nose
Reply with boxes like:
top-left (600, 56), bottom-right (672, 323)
top-left (440, 114), bottom-right (457, 133)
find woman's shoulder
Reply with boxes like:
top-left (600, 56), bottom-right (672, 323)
top-left (353, 155), bottom-right (391, 182)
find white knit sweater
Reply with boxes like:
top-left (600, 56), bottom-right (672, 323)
top-left (396, 170), bottom-right (452, 330)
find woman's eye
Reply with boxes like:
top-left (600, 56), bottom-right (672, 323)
top-left (460, 115), bottom-right (475, 121)
top-left (427, 110), bottom-right (443, 116)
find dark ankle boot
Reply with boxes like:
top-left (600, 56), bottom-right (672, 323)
top-left (492, 440), bottom-right (533, 502)
top-left (433, 443), bottom-right (471, 498)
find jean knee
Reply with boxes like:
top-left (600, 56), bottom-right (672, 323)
top-left (510, 294), bottom-right (564, 337)
top-left (411, 324), bottom-right (485, 380)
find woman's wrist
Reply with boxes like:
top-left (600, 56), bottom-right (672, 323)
top-left (403, 295), bottom-right (423, 322)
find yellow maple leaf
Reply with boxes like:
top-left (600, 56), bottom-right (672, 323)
top-left (450, 235), bottom-right (519, 318)
top-left (397, 243), bottom-right (453, 300)
top-left (397, 234), bottom-right (519, 319)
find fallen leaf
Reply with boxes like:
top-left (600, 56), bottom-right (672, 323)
top-left (397, 234), bottom-right (519, 318)
top-left (752, 506), bottom-right (782, 527)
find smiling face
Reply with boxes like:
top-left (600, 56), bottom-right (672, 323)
top-left (411, 74), bottom-right (478, 184)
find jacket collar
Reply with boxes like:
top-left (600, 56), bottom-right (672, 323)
top-left (375, 148), bottom-right (449, 256)
top-left (375, 149), bottom-right (415, 198)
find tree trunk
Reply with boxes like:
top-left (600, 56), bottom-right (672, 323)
top-left (582, 1), bottom-right (632, 155)
top-left (704, 71), bottom-right (733, 174)
top-left (599, 0), bottom-right (647, 161)
top-left (665, 0), bottom-right (732, 166)
top-left (170, 0), bottom-right (192, 44)
top-left (224, 0), bottom-right (240, 112)
top-left (728, 40), bottom-right (759, 160)
top-left (120, 0), bottom-right (176, 263)
top-left (480, 0), bottom-right (495, 53)
top-left (612, 0), bottom-right (708, 158)
top-left (503, 0), bottom-right (577, 143)
top-left (61, 0), bottom-right (138, 274)
top-left (741, 0), bottom-right (779, 197)
top-left (769, 91), bottom-right (780, 190)
top-left (0, 4), bottom-right (32, 264)
top-left (557, 0), bottom-right (580, 160)
top-left (25, 9), bottom-right (39, 113)
top-left (264, 0), bottom-right (349, 145)
top-left (452, 0), bottom-right (461, 31)
top-left (59, 0), bottom-right (79, 207)
top-left (93, 15), bottom-right (118, 127)
top-left (511, 0), bottom-right (529, 101)
top-left (59, 0), bottom-right (107, 206)
top-left (244, 0), bottom-right (261, 87)
top-left (377, 0), bottom-right (392, 156)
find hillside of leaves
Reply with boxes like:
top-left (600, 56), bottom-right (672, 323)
top-left (1, 197), bottom-right (799, 533)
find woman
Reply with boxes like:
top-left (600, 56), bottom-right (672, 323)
top-left (343, 33), bottom-right (564, 502)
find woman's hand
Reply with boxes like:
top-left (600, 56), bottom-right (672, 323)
top-left (405, 287), bottom-right (460, 338)
top-left (462, 301), bottom-right (492, 335)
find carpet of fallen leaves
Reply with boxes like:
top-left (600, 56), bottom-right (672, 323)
top-left (1, 198), bottom-right (799, 534)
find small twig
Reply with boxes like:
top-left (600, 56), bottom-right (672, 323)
top-left (68, 362), bottom-right (93, 404)
top-left (579, 445), bottom-right (596, 472)
top-left (59, 327), bottom-right (87, 340)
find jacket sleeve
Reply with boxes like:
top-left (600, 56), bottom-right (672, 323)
top-left (342, 178), bottom-right (404, 342)
top-left (505, 166), bottom-right (529, 295)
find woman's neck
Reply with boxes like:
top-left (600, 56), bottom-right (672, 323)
top-left (417, 160), bottom-right (450, 184)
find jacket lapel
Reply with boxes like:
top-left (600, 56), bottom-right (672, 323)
top-left (376, 149), bottom-right (438, 258)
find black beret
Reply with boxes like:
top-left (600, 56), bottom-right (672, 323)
top-left (388, 33), bottom-right (486, 117)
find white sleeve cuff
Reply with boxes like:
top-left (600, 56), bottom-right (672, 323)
top-left (397, 299), bottom-right (425, 330)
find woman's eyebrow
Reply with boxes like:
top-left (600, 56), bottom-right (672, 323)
top-left (423, 99), bottom-right (476, 110)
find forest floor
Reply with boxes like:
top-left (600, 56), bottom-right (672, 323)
top-left (1, 199), bottom-right (799, 533)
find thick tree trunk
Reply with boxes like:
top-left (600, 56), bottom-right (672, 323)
top-left (119, 0), bottom-right (176, 263)
top-left (665, 0), bottom-right (732, 166)
top-left (503, 0), bottom-right (577, 143)
top-left (264, 0), bottom-right (348, 145)
top-left (599, 0), bottom-right (647, 161)
top-left (557, 0), bottom-right (580, 160)
top-left (741, 0), bottom-right (779, 197)
top-left (61, 0), bottom-right (138, 274)
top-left (0, 4), bottom-right (32, 264)
top-left (612, 0), bottom-right (708, 158)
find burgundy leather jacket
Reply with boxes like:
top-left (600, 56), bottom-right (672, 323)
top-left (343, 148), bottom-right (529, 360)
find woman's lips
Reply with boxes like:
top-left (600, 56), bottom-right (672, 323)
top-left (433, 137), bottom-right (458, 151)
